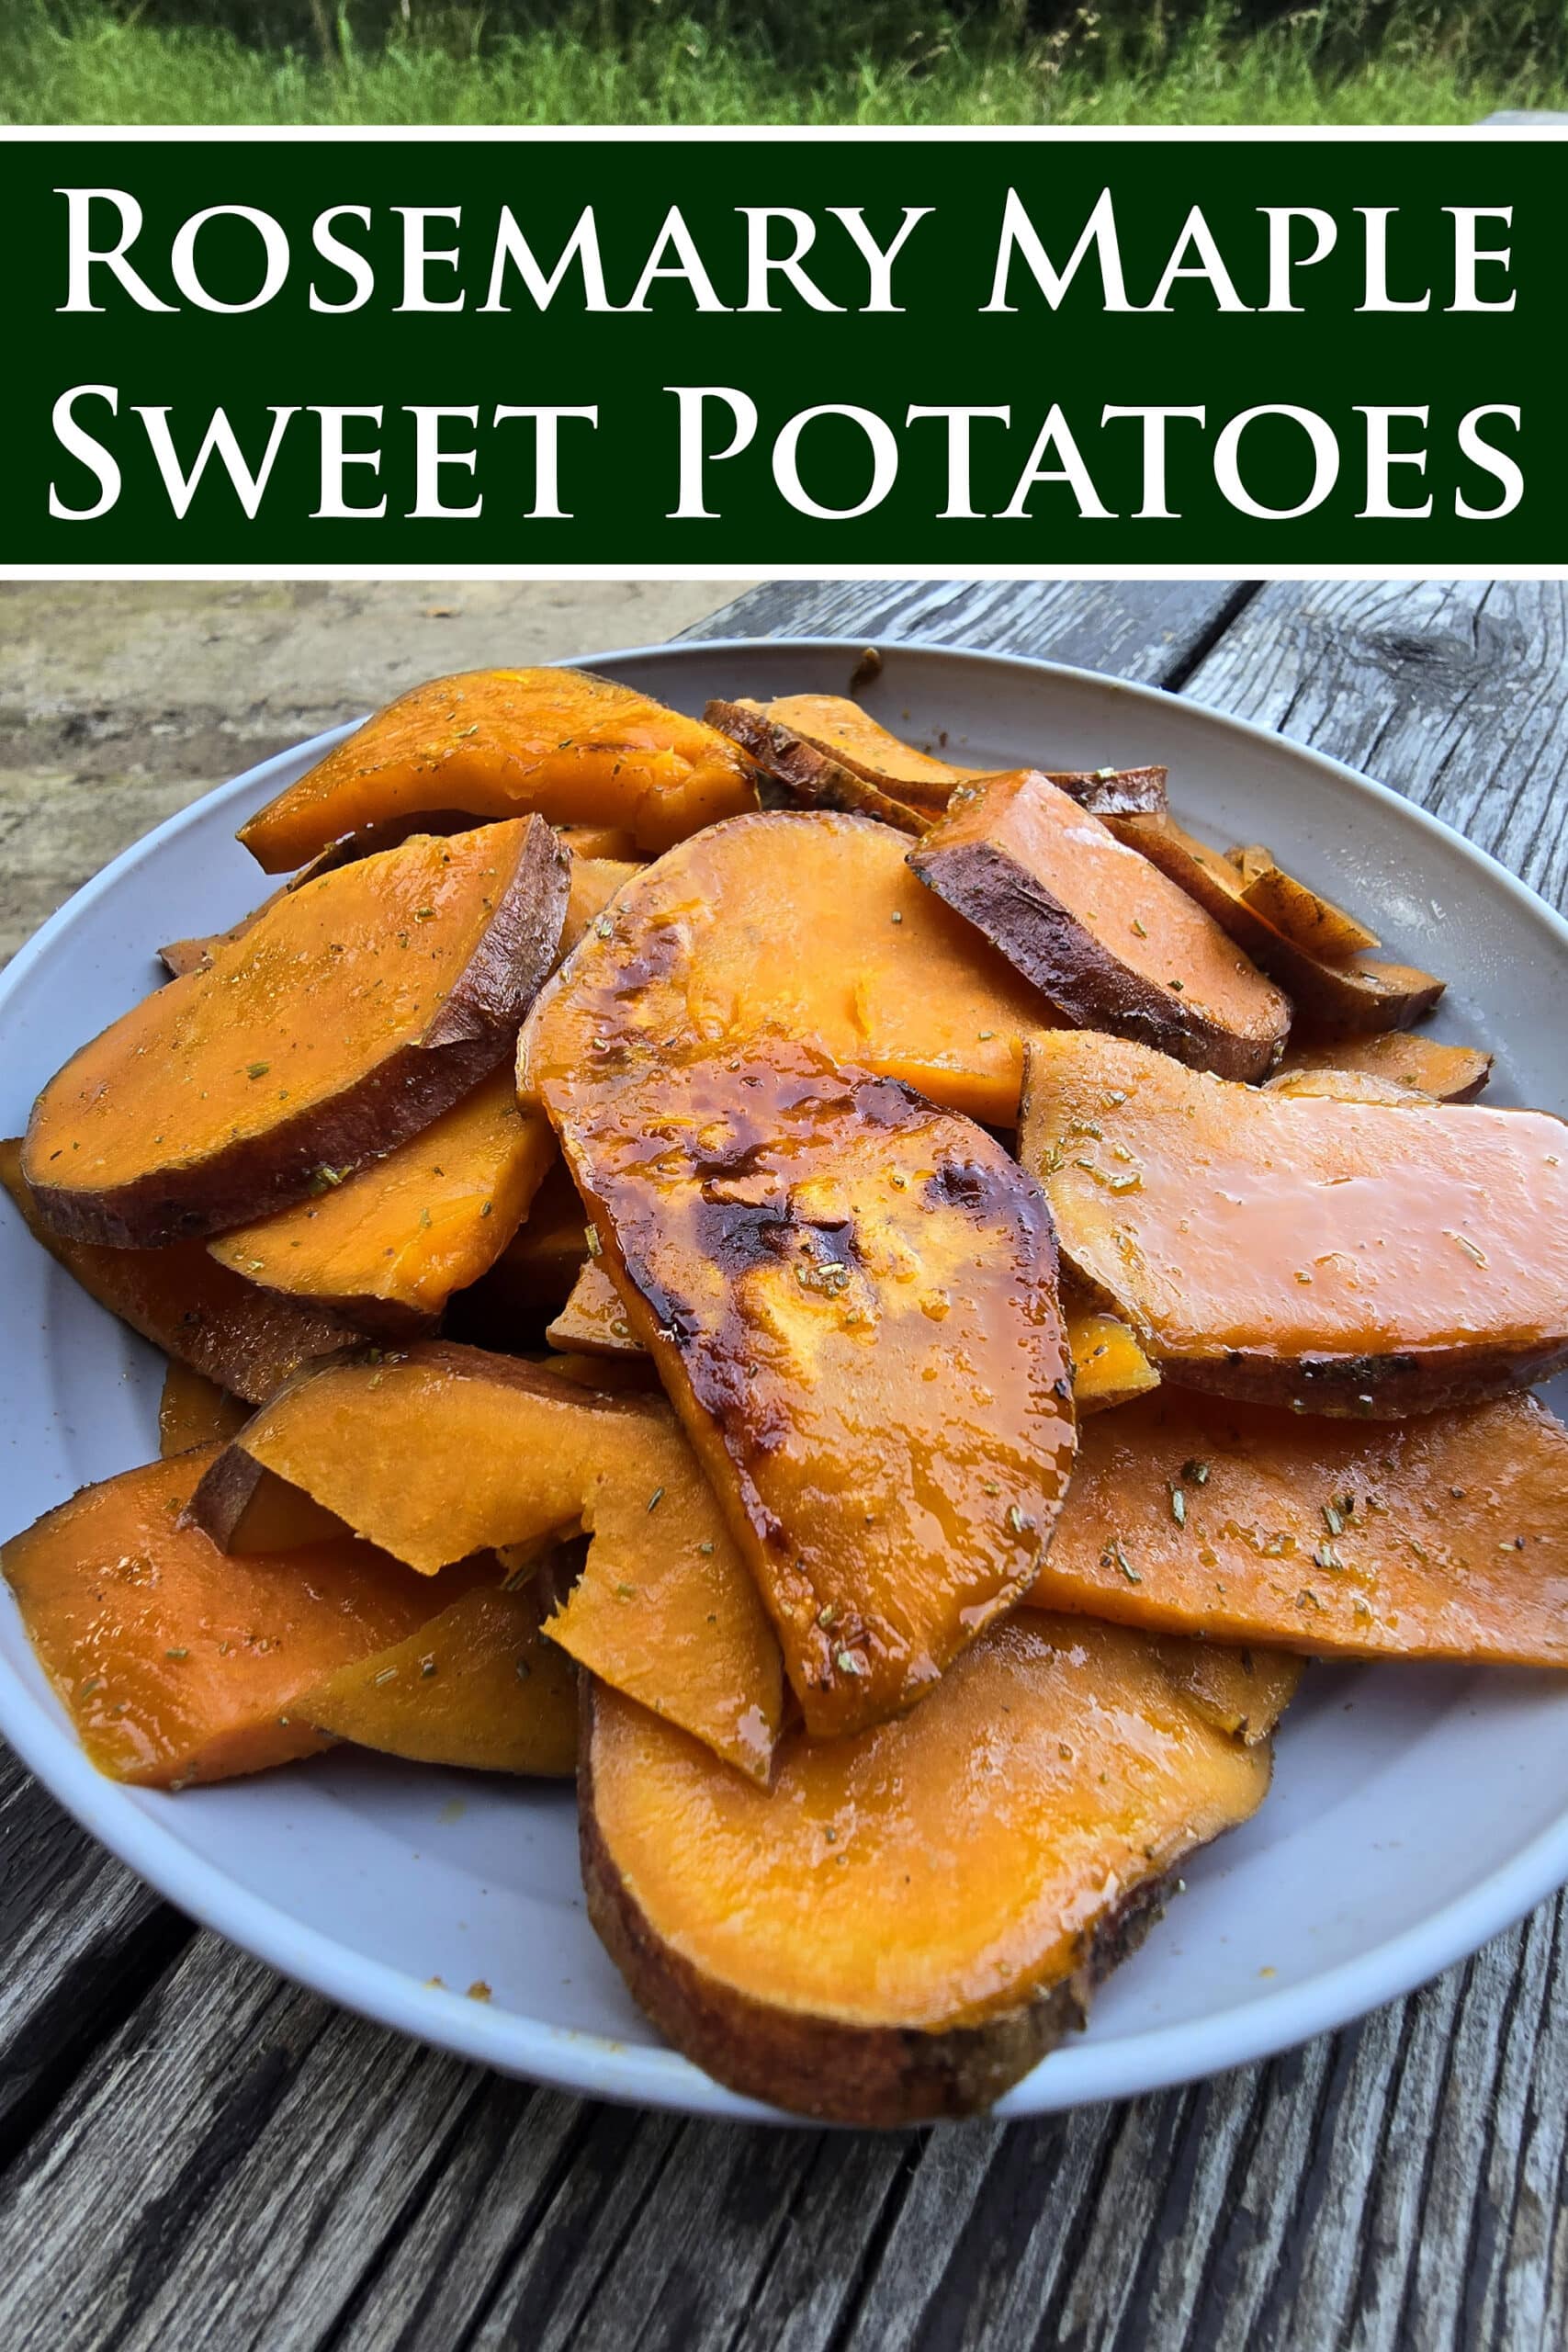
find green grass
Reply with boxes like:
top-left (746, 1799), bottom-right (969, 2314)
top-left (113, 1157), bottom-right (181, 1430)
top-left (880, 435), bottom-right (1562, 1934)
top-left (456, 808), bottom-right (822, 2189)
top-left (4, 0), bottom-right (1564, 124)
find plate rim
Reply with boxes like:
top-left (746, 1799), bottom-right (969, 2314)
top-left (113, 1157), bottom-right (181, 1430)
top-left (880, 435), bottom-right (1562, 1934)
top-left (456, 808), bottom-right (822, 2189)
top-left (4, 630), bottom-right (1568, 2127)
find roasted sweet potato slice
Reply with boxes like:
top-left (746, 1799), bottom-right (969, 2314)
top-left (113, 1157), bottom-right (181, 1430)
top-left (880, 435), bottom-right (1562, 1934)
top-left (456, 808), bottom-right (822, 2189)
top-left (1274, 1033), bottom-right (1494, 1102)
top-left (298, 1582), bottom-right (578, 1776)
top-left (1264, 1069), bottom-right (1427, 1105)
top-left (24, 818), bottom-right (568, 1249)
top-left (559, 855), bottom-right (643, 958)
top-left (158, 934), bottom-right (224, 981)
top-left (1, 1446), bottom-right (476, 1788)
top-left (1030, 1388), bottom-right (1568, 1666)
top-left (519, 810), bottom-right (1055, 1128)
top-left (547, 1037), bottom-right (1075, 1739)
top-left (237, 670), bottom-right (755, 873)
top-left (581, 1611), bottom-right (1271, 2125)
top-left (209, 1072), bottom-right (555, 1332)
top-left (547, 1261), bottom-right (643, 1356)
top-left (706, 699), bottom-right (928, 834)
top-left (909, 771), bottom-right (1289, 1081)
top-left (1020, 1033), bottom-right (1568, 1412)
top-left (1068, 1310), bottom-right (1160, 1412)
top-left (1227, 845), bottom-right (1381, 957)
top-left (1114, 813), bottom-right (1442, 1036)
top-left (456, 1158), bottom-right (588, 1333)
top-left (1148, 1637), bottom-right (1303, 1744)
top-left (188, 1343), bottom-right (782, 1779)
top-left (159, 1364), bottom-right (248, 1457)
top-left (750, 693), bottom-right (979, 810)
top-left (2, 1137), bottom-right (366, 1404)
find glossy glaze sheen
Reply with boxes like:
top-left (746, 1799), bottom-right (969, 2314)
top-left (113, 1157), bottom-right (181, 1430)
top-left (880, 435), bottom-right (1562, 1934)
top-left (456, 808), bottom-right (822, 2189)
top-left (1115, 813), bottom-right (1443, 1036)
top-left (581, 1614), bottom-right (1270, 2123)
top-left (559, 855), bottom-right (644, 957)
top-left (547, 1260), bottom-right (645, 1356)
top-left (1032, 1389), bottom-right (1568, 1667)
top-left (1067, 1310), bottom-right (1161, 1413)
top-left (23, 819), bottom-right (569, 1247)
top-left (236, 669), bottom-right (756, 871)
top-left (1146, 1635), bottom-right (1303, 1744)
top-left (300, 1582), bottom-right (578, 1776)
top-left (1275, 1033), bottom-right (1494, 1102)
top-left (1021, 1033), bottom-right (1568, 1409)
top-left (212, 1343), bottom-right (781, 1779)
top-left (1, 1138), bottom-right (366, 1405)
top-left (0, 1446), bottom-right (469, 1788)
top-left (909, 772), bottom-right (1289, 1081)
top-left (157, 1363), bottom-right (247, 1458)
top-left (550, 1036), bottom-right (1075, 1738)
top-left (209, 1071), bottom-right (556, 1328)
top-left (518, 809), bottom-right (1055, 1128)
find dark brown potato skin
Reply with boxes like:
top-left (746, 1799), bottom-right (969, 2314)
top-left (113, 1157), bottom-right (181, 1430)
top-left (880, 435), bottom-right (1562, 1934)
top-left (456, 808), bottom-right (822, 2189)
top-left (24, 818), bottom-right (569, 1250)
top-left (579, 1681), bottom-right (1173, 2128)
top-left (706, 700), bottom-right (928, 834)
top-left (1043, 766), bottom-right (1169, 820)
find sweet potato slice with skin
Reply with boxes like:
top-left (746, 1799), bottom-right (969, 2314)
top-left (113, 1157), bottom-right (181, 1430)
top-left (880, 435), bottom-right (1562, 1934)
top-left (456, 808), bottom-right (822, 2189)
top-left (752, 693), bottom-right (980, 809)
top-left (1068, 1310), bottom-right (1160, 1412)
top-left (1274, 1033), bottom-right (1493, 1103)
top-left (237, 670), bottom-right (755, 873)
top-left (209, 1072), bottom-right (555, 1333)
top-left (1029, 1388), bottom-right (1568, 1667)
top-left (2, 1137), bottom-right (367, 1405)
top-left (159, 1364), bottom-right (248, 1457)
top-left (706, 700), bottom-right (929, 834)
top-left (187, 1343), bottom-right (782, 1780)
top-left (299, 1583), bottom-right (578, 1776)
top-left (1114, 812), bottom-right (1442, 1035)
top-left (581, 1612), bottom-right (1271, 2126)
top-left (1264, 1068), bottom-right (1427, 1105)
top-left (547, 1037), bottom-right (1076, 1740)
top-left (1149, 1637), bottom-right (1302, 1744)
top-left (518, 810), bottom-right (1055, 1129)
top-left (1020, 1033), bottom-right (1568, 1413)
top-left (547, 1261), bottom-right (644, 1356)
top-left (909, 771), bottom-right (1289, 1081)
top-left (25, 818), bottom-right (569, 1250)
top-left (1, 1446), bottom-right (480, 1789)
top-left (1228, 845), bottom-right (1381, 957)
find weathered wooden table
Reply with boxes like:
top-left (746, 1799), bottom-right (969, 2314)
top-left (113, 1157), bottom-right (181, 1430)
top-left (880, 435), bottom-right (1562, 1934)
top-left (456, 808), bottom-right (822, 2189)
top-left (2, 574), bottom-right (1565, 2352)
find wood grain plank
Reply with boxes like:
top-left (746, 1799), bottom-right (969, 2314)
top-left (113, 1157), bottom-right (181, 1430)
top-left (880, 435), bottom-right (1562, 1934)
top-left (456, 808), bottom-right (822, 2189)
top-left (2, 577), bottom-right (1566, 2352)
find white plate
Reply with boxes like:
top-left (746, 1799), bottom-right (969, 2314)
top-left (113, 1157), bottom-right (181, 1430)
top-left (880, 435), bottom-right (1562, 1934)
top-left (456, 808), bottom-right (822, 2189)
top-left (3, 637), bottom-right (1567, 2128)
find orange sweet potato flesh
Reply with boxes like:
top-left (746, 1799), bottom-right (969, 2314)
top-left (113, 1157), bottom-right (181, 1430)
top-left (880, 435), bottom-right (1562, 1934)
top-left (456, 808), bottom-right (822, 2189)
top-left (1, 1446), bottom-right (474, 1788)
top-left (754, 693), bottom-right (980, 809)
top-left (1020, 1032), bottom-right (1568, 1412)
top-left (1068, 1310), bottom-right (1159, 1412)
top-left (1147, 1637), bottom-right (1302, 1744)
top-left (2, 1137), bottom-right (367, 1405)
top-left (1275, 1033), bottom-right (1493, 1102)
top-left (1228, 845), bottom-right (1381, 957)
top-left (519, 810), bottom-right (1055, 1128)
top-left (236, 670), bottom-right (755, 873)
top-left (299, 1582), bottom-right (578, 1775)
top-left (1264, 1068), bottom-right (1427, 1105)
top-left (547, 1036), bottom-right (1076, 1739)
top-left (189, 1343), bottom-right (782, 1779)
top-left (909, 771), bottom-right (1289, 1081)
top-left (159, 1363), bottom-right (248, 1456)
top-left (1115, 813), bottom-right (1442, 1036)
top-left (547, 1261), bottom-right (644, 1356)
top-left (24, 819), bottom-right (569, 1250)
top-left (457, 1158), bottom-right (587, 1331)
top-left (1029, 1388), bottom-right (1568, 1667)
top-left (209, 1071), bottom-right (555, 1331)
top-left (559, 855), bottom-right (643, 958)
top-left (581, 1611), bottom-right (1271, 2125)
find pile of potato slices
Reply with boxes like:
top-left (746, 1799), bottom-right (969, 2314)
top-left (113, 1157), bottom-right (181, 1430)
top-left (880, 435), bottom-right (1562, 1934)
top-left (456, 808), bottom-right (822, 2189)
top-left (6, 662), bottom-right (1568, 2129)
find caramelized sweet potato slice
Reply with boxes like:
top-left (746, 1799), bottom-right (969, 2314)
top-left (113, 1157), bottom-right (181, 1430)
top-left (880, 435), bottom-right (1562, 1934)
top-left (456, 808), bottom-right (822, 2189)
top-left (548, 1037), bottom-right (1075, 1739)
top-left (1068, 1311), bottom-right (1160, 1412)
top-left (457, 1158), bottom-right (588, 1329)
top-left (547, 1261), bottom-right (644, 1356)
top-left (1030, 1389), bottom-right (1568, 1666)
top-left (1274, 1033), bottom-right (1493, 1102)
top-left (298, 1582), bottom-right (578, 1775)
top-left (237, 670), bottom-right (755, 872)
top-left (1, 1446), bottom-right (474, 1788)
top-left (189, 1343), bottom-right (782, 1779)
top-left (1020, 1033), bottom-right (1568, 1412)
top-left (209, 1072), bottom-right (555, 1331)
top-left (1148, 1636), bottom-right (1303, 1744)
top-left (706, 700), bottom-right (928, 834)
top-left (1264, 1069), bottom-right (1427, 1105)
top-left (159, 1363), bottom-right (248, 1456)
top-left (909, 771), bottom-right (1289, 1081)
top-left (519, 810), bottom-right (1055, 1128)
top-left (559, 855), bottom-right (643, 957)
top-left (581, 1612), bottom-right (1271, 2125)
top-left (1228, 845), bottom-right (1381, 957)
top-left (1114, 813), bottom-right (1442, 1035)
top-left (2, 1137), bottom-right (366, 1404)
top-left (25, 820), bottom-right (568, 1250)
top-left (752, 693), bottom-right (980, 810)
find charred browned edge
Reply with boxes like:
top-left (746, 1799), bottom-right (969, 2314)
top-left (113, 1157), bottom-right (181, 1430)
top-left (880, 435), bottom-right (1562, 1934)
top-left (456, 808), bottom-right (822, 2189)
top-left (1036, 766), bottom-right (1169, 821)
top-left (155, 935), bottom-right (221, 980)
top-left (1165, 1337), bottom-right (1568, 1419)
top-left (25, 818), bottom-right (570, 1250)
top-left (1111, 816), bottom-right (1443, 1036)
top-left (705, 701), bottom-right (928, 836)
top-left (909, 837), bottom-right (1283, 1083)
top-left (579, 1680), bottom-right (1186, 2129)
